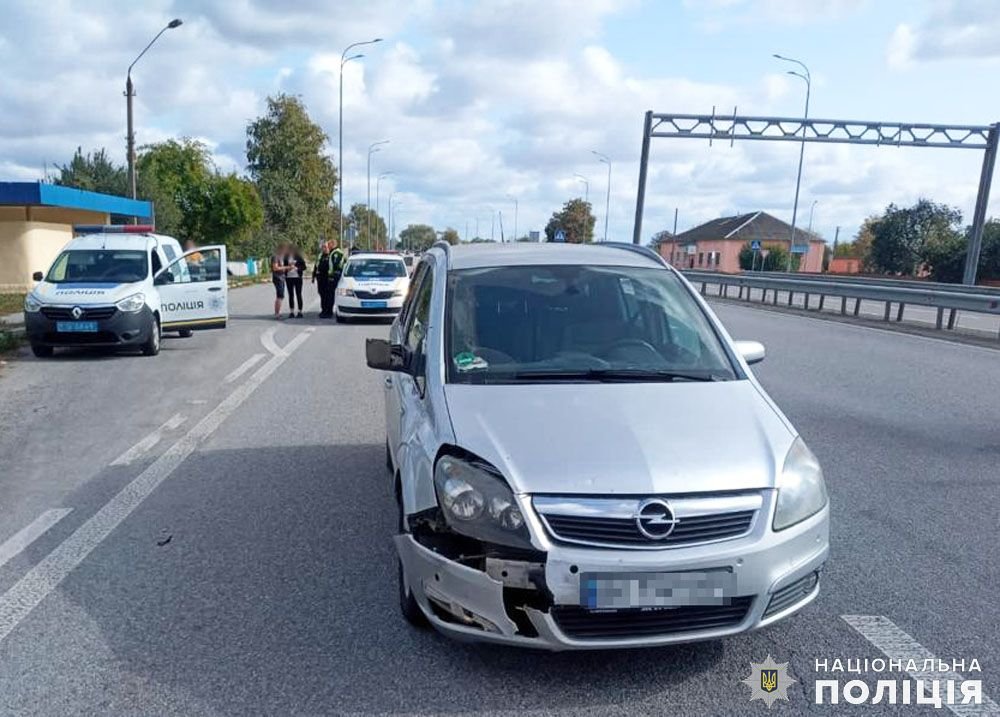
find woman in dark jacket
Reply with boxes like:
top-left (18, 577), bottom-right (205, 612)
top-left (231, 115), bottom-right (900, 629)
top-left (284, 246), bottom-right (308, 319)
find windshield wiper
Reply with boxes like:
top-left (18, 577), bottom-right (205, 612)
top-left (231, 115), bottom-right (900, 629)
top-left (509, 368), bottom-right (724, 383)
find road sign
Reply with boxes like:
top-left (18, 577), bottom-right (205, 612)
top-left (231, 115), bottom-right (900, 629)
top-left (554, 228), bottom-right (566, 242)
top-left (750, 240), bottom-right (761, 251)
top-left (529, 230), bottom-right (540, 242)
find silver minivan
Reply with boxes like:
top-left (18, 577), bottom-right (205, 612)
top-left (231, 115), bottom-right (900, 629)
top-left (366, 242), bottom-right (829, 650)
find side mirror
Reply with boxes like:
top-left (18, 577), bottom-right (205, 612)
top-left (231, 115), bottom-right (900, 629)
top-left (32, 271), bottom-right (44, 282)
top-left (154, 270), bottom-right (174, 286)
top-left (734, 340), bottom-right (766, 365)
top-left (366, 338), bottom-right (408, 372)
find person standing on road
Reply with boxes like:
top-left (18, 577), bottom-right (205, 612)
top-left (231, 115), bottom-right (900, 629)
top-left (285, 246), bottom-right (307, 319)
top-left (270, 242), bottom-right (292, 319)
top-left (312, 238), bottom-right (346, 318)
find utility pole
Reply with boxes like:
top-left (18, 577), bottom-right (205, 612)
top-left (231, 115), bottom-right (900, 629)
top-left (773, 54), bottom-right (811, 271)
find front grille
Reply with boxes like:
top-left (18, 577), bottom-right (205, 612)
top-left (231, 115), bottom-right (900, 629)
top-left (763, 571), bottom-right (820, 618)
top-left (552, 596), bottom-right (754, 639)
top-left (340, 305), bottom-right (399, 314)
top-left (40, 305), bottom-right (117, 320)
top-left (542, 510), bottom-right (755, 548)
top-left (42, 331), bottom-right (120, 345)
top-left (353, 290), bottom-right (396, 300)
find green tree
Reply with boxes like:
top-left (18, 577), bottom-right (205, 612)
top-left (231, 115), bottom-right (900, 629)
top-left (441, 227), bottom-right (460, 245)
top-left (345, 203), bottom-right (387, 250)
top-left (921, 219), bottom-right (1000, 283)
top-left (246, 94), bottom-right (337, 249)
top-left (738, 242), bottom-right (795, 271)
top-left (398, 224), bottom-right (437, 252)
top-left (544, 198), bottom-right (595, 243)
top-left (56, 147), bottom-right (127, 196)
top-left (868, 199), bottom-right (962, 275)
top-left (136, 139), bottom-right (213, 239)
top-left (201, 174), bottom-right (265, 259)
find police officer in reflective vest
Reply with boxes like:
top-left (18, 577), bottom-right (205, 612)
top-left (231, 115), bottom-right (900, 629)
top-left (313, 239), bottom-right (346, 318)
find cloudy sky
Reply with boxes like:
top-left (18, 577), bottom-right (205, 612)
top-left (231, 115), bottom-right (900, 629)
top-left (1, 0), bottom-right (998, 243)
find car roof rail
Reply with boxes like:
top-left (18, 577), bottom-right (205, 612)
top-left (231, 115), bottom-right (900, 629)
top-left (601, 241), bottom-right (668, 266)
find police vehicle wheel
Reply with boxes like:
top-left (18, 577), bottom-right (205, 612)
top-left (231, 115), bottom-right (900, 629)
top-left (335, 313), bottom-right (346, 323)
top-left (141, 317), bottom-right (161, 357)
top-left (178, 329), bottom-right (193, 338)
top-left (31, 344), bottom-right (53, 358)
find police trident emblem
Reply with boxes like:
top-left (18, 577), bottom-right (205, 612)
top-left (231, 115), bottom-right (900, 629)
top-left (741, 655), bottom-right (796, 708)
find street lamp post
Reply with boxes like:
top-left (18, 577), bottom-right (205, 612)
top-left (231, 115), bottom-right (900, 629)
top-left (388, 192), bottom-right (397, 249)
top-left (366, 140), bottom-right (389, 248)
top-left (375, 172), bottom-right (393, 248)
top-left (574, 174), bottom-right (589, 202)
top-left (591, 151), bottom-right (611, 242)
top-left (338, 37), bottom-right (382, 247)
top-left (807, 200), bottom-right (818, 233)
top-left (506, 194), bottom-right (518, 242)
top-left (126, 18), bottom-right (182, 201)
top-left (773, 53), bottom-right (811, 271)
top-left (392, 204), bottom-right (403, 250)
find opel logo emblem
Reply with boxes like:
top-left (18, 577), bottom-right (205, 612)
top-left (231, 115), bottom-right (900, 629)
top-left (635, 498), bottom-right (678, 540)
top-left (71, 306), bottom-right (84, 320)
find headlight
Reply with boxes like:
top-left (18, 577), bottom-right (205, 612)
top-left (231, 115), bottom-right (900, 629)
top-left (24, 294), bottom-right (42, 313)
top-left (773, 437), bottom-right (828, 530)
top-left (115, 293), bottom-right (146, 312)
top-left (337, 287), bottom-right (355, 297)
top-left (434, 455), bottom-right (531, 549)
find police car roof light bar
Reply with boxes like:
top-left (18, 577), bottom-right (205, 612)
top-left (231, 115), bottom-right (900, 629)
top-left (73, 224), bottom-right (155, 235)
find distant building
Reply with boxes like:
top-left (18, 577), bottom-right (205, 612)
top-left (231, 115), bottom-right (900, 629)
top-left (828, 257), bottom-right (861, 274)
top-left (0, 182), bottom-right (152, 291)
top-left (655, 211), bottom-right (826, 273)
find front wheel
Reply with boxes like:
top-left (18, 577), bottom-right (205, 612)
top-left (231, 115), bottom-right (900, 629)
top-left (141, 316), bottom-right (161, 356)
top-left (178, 329), bottom-right (193, 338)
top-left (31, 343), bottom-right (53, 358)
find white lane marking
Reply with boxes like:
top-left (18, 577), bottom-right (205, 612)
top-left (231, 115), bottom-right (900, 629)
top-left (224, 353), bottom-right (265, 383)
top-left (261, 326), bottom-right (283, 357)
top-left (0, 329), bottom-right (313, 645)
top-left (110, 413), bottom-right (186, 467)
top-left (842, 615), bottom-right (1000, 715)
top-left (0, 510), bottom-right (73, 570)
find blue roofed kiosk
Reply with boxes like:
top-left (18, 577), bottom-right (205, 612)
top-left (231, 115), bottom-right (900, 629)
top-left (0, 182), bottom-right (153, 292)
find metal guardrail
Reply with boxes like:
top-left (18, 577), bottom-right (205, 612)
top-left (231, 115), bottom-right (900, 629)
top-left (738, 270), bottom-right (1000, 297)
top-left (683, 270), bottom-right (1000, 339)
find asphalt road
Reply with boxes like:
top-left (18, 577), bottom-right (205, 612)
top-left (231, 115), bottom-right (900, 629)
top-left (0, 283), bottom-right (997, 716)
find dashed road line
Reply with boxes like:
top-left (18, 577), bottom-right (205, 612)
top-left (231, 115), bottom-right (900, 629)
top-left (0, 328), bottom-right (313, 646)
top-left (0, 510), bottom-right (73, 570)
top-left (110, 413), bottom-right (186, 466)
top-left (224, 353), bottom-right (265, 383)
top-left (842, 615), bottom-right (999, 715)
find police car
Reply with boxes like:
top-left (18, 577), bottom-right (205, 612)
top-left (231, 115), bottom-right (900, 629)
top-left (23, 225), bottom-right (228, 357)
top-left (334, 252), bottom-right (410, 322)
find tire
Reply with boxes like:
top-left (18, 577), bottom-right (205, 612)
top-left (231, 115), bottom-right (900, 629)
top-left (178, 329), bottom-right (193, 338)
top-left (385, 440), bottom-right (394, 475)
top-left (335, 312), bottom-right (345, 323)
top-left (141, 316), bottom-right (161, 356)
top-left (31, 344), bottom-right (53, 358)
top-left (397, 494), bottom-right (428, 628)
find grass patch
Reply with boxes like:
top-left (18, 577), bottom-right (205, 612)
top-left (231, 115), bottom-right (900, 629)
top-left (0, 293), bottom-right (25, 315)
top-left (0, 330), bottom-right (23, 353)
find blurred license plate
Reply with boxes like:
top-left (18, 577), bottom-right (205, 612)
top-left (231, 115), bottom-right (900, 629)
top-left (56, 321), bottom-right (98, 333)
top-left (360, 300), bottom-right (387, 308)
top-left (580, 570), bottom-right (736, 609)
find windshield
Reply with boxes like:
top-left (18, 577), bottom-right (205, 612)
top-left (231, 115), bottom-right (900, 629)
top-left (446, 264), bottom-right (738, 384)
top-left (45, 250), bottom-right (149, 284)
top-left (344, 258), bottom-right (407, 279)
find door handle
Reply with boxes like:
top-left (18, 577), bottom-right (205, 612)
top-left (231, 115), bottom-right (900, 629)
top-left (384, 376), bottom-right (393, 388)
top-left (208, 287), bottom-right (222, 292)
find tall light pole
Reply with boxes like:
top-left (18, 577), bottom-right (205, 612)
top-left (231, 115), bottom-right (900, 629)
top-left (506, 194), bottom-right (518, 242)
top-left (591, 150), bottom-right (611, 242)
top-left (338, 37), bottom-right (382, 246)
top-left (388, 192), bottom-right (398, 249)
top-left (375, 171), bottom-right (393, 248)
top-left (774, 53), bottom-right (811, 271)
top-left (392, 204), bottom-right (403, 250)
top-left (485, 206), bottom-right (495, 241)
top-left (366, 139), bottom-right (388, 248)
top-left (126, 18), bottom-right (182, 201)
top-left (807, 200), bottom-right (818, 233)
top-left (574, 174), bottom-right (589, 202)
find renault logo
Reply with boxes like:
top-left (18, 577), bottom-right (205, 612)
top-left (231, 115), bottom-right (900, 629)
top-left (635, 498), bottom-right (678, 540)
top-left (71, 306), bottom-right (84, 320)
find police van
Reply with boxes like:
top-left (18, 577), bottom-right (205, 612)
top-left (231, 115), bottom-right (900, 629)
top-left (23, 225), bottom-right (228, 357)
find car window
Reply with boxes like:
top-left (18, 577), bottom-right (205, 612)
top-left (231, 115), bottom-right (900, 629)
top-left (403, 264), bottom-right (434, 394)
top-left (151, 250), bottom-right (163, 275)
top-left (159, 248), bottom-right (222, 284)
top-left (398, 261), bottom-right (428, 330)
top-left (46, 250), bottom-right (148, 284)
top-left (445, 264), bottom-right (737, 383)
top-left (344, 258), bottom-right (407, 278)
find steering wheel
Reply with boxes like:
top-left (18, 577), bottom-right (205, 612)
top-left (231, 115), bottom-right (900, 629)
top-left (601, 338), bottom-right (663, 363)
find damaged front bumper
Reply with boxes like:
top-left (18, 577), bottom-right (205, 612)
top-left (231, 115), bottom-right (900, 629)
top-left (394, 503), bottom-right (829, 650)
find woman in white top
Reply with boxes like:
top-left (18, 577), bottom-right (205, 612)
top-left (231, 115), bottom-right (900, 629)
top-left (284, 246), bottom-right (307, 319)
